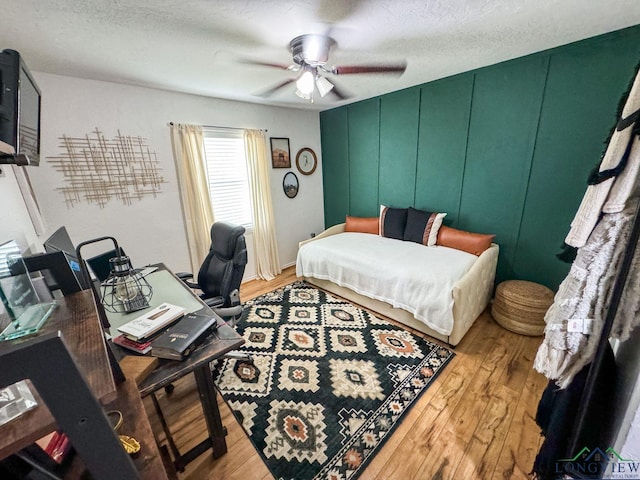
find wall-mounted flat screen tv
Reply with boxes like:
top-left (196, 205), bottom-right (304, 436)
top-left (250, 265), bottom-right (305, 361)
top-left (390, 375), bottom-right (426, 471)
top-left (0, 49), bottom-right (41, 166)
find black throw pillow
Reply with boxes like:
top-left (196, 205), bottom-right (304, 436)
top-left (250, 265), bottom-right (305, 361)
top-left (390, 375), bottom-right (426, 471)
top-left (403, 207), bottom-right (446, 246)
top-left (379, 205), bottom-right (407, 240)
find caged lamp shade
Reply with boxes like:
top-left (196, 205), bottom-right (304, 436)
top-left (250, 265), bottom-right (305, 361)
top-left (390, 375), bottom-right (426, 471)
top-left (76, 236), bottom-right (152, 315)
top-left (101, 255), bottom-right (152, 313)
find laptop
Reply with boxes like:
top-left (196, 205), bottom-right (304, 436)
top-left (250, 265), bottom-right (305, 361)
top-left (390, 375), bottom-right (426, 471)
top-left (87, 249), bottom-right (157, 284)
top-left (86, 248), bottom-right (126, 282)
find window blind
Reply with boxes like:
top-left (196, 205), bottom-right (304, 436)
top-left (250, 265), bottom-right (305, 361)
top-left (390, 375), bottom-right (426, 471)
top-left (202, 128), bottom-right (253, 229)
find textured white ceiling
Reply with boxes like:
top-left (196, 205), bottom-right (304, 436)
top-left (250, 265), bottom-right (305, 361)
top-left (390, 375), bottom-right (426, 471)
top-left (2, 0), bottom-right (639, 111)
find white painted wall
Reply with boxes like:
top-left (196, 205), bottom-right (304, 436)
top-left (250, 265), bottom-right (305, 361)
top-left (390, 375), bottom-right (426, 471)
top-left (621, 399), bottom-right (640, 459)
top-left (0, 166), bottom-right (41, 253)
top-left (27, 72), bottom-right (325, 279)
top-left (613, 328), bottom-right (640, 460)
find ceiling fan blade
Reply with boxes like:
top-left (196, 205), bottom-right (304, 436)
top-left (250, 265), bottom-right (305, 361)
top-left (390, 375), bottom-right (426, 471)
top-left (331, 63), bottom-right (407, 75)
top-left (316, 0), bottom-right (364, 24)
top-left (328, 80), bottom-right (351, 100)
top-left (255, 78), bottom-right (296, 98)
top-left (239, 58), bottom-right (295, 71)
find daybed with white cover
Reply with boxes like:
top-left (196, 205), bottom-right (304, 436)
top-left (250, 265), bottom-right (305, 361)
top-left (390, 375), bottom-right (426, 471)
top-left (296, 222), bottom-right (499, 346)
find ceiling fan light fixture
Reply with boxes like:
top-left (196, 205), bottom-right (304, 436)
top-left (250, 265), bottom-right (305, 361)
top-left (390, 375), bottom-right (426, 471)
top-left (296, 70), bottom-right (315, 95)
top-left (316, 76), bottom-right (334, 97)
top-left (252, 33), bottom-right (404, 103)
top-left (295, 89), bottom-right (311, 100)
top-left (291, 34), bottom-right (334, 66)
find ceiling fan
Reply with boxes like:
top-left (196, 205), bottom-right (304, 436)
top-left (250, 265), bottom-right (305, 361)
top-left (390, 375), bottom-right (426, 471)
top-left (246, 33), bottom-right (407, 102)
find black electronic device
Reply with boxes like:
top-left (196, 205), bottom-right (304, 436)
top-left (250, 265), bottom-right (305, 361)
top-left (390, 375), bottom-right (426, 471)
top-left (43, 227), bottom-right (89, 289)
top-left (0, 49), bottom-right (42, 166)
top-left (150, 312), bottom-right (218, 361)
top-left (23, 251), bottom-right (83, 296)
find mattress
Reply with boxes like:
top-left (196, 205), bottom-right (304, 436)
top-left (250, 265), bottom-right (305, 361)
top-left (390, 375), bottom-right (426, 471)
top-left (296, 232), bottom-right (478, 335)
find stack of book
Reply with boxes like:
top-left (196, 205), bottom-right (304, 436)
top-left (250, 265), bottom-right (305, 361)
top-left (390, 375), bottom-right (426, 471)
top-left (45, 431), bottom-right (72, 464)
top-left (36, 430), bottom-right (72, 464)
top-left (112, 334), bottom-right (155, 354)
top-left (113, 303), bottom-right (185, 354)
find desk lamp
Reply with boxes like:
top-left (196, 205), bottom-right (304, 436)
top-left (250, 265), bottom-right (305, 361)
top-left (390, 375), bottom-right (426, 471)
top-left (75, 236), bottom-right (152, 314)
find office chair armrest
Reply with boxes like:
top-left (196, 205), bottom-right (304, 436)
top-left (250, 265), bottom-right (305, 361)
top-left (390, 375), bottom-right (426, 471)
top-left (213, 305), bottom-right (243, 319)
top-left (204, 296), bottom-right (225, 308)
top-left (228, 289), bottom-right (241, 306)
top-left (175, 272), bottom-right (200, 290)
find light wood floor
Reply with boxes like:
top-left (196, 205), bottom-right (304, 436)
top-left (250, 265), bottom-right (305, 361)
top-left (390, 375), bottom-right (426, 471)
top-left (144, 267), bottom-right (548, 480)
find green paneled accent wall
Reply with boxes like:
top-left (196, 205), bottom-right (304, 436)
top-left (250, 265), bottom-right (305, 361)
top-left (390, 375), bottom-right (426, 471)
top-left (459, 56), bottom-right (548, 282)
top-left (348, 99), bottom-right (380, 217)
top-left (415, 74), bottom-right (474, 225)
top-left (320, 25), bottom-right (640, 289)
top-left (379, 89), bottom-right (420, 207)
top-left (513, 35), bottom-right (640, 284)
top-left (320, 107), bottom-right (349, 227)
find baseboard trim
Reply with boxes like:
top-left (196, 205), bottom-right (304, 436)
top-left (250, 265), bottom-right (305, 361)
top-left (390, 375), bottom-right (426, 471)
top-left (241, 261), bottom-right (297, 284)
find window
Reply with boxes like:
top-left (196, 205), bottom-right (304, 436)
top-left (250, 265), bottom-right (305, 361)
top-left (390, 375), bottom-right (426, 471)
top-left (202, 128), bottom-right (253, 229)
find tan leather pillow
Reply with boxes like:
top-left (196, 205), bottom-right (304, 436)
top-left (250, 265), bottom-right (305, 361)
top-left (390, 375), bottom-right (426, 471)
top-left (345, 216), bottom-right (380, 235)
top-left (436, 225), bottom-right (495, 256)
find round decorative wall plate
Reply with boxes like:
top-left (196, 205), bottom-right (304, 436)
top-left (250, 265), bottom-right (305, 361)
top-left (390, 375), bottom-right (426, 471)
top-left (295, 147), bottom-right (317, 175)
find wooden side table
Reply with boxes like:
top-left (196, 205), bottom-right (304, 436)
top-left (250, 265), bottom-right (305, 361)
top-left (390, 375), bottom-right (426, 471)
top-left (491, 280), bottom-right (554, 336)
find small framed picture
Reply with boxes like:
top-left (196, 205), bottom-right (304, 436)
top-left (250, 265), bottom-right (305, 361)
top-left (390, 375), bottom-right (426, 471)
top-left (270, 137), bottom-right (291, 168)
top-left (283, 172), bottom-right (299, 198)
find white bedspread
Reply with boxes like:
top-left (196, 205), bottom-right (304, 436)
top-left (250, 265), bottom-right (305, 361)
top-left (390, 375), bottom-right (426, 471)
top-left (296, 232), bottom-right (477, 335)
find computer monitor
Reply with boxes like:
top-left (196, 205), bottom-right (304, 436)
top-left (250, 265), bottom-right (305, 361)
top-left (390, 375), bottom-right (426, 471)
top-left (43, 226), bottom-right (89, 289)
top-left (43, 226), bottom-right (75, 254)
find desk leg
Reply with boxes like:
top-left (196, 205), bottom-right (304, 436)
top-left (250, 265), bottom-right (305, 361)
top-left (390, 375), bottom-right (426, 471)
top-left (193, 364), bottom-right (227, 458)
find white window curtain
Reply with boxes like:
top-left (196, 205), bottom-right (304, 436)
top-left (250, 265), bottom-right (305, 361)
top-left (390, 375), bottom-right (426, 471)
top-left (169, 123), bottom-right (214, 274)
top-left (244, 129), bottom-right (281, 280)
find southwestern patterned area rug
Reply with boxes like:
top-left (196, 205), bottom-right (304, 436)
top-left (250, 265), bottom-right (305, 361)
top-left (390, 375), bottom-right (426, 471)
top-left (212, 281), bottom-right (454, 480)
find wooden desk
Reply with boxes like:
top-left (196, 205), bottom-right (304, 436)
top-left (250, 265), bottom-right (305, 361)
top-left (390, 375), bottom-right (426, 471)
top-left (0, 290), bottom-right (168, 479)
top-left (0, 290), bottom-right (115, 458)
top-left (107, 266), bottom-right (245, 470)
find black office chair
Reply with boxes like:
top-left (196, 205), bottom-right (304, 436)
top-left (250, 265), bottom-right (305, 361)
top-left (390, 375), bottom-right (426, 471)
top-left (172, 221), bottom-right (253, 397)
top-left (169, 224), bottom-right (251, 403)
top-left (177, 222), bottom-right (248, 326)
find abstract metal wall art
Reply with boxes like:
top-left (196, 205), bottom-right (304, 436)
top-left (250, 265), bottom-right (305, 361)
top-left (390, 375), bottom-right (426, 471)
top-left (47, 128), bottom-right (166, 208)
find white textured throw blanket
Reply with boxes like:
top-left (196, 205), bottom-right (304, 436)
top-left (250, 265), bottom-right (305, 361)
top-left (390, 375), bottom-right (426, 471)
top-left (534, 205), bottom-right (640, 388)
top-left (536, 67), bottom-right (640, 388)
top-left (296, 232), bottom-right (477, 335)
top-left (565, 71), bottom-right (640, 247)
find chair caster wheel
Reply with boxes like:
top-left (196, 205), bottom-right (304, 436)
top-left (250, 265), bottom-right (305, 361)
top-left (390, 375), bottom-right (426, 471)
top-left (164, 384), bottom-right (175, 395)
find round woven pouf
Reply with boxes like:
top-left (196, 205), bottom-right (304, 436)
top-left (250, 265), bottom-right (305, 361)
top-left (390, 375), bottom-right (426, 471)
top-left (491, 280), bottom-right (554, 336)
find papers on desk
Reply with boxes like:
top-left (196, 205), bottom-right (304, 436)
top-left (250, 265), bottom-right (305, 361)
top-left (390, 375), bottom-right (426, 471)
top-left (117, 302), bottom-right (185, 341)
